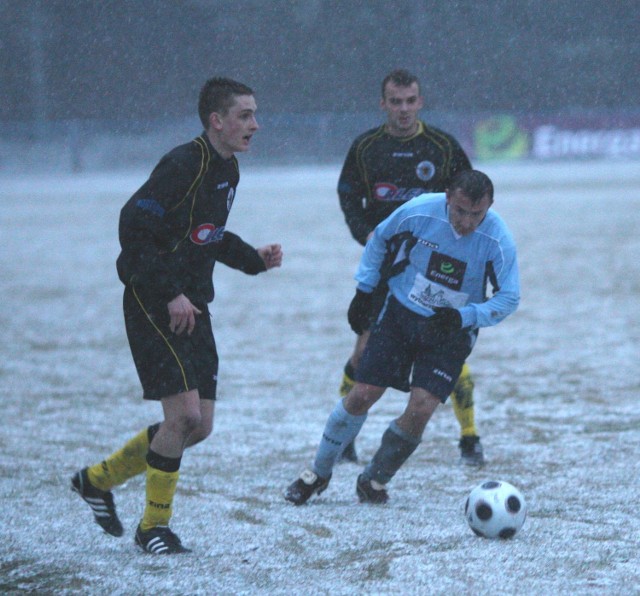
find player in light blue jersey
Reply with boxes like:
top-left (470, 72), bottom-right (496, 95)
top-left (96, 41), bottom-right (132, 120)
top-left (285, 170), bottom-right (520, 505)
top-left (355, 182), bottom-right (519, 329)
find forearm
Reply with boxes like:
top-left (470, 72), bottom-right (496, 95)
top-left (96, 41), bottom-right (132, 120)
top-left (338, 190), bottom-right (371, 245)
top-left (217, 231), bottom-right (267, 274)
top-left (459, 290), bottom-right (520, 329)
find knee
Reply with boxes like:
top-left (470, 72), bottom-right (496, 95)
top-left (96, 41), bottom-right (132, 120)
top-left (188, 419), bottom-right (213, 446)
top-left (167, 410), bottom-right (202, 439)
top-left (408, 392), bottom-right (440, 419)
top-left (344, 384), bottom-right (378, 415)
top-left (456, 364), bottom-right (474, 389)
top-left (453, 365), bottom-right (474, 406)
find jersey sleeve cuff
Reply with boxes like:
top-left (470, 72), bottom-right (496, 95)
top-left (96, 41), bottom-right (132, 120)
top-left (459, 306), bottom-right (478, 329)
top-left (356, 282), bottom-right (375, 293)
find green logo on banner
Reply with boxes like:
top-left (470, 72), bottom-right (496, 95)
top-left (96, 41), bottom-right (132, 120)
top-left (474, 115), bottom-right (529, 160)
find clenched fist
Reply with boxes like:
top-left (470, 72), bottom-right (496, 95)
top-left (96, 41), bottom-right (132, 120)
top-left (257, 244), bottom-right (283, 270)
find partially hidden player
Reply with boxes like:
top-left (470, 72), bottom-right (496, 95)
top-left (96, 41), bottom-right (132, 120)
top-left (285, 170), bottom-right (519, 505)
top-left (72, 77), bottom-right (283, 553)
top-left (335, 69), bottom-right (485, 466)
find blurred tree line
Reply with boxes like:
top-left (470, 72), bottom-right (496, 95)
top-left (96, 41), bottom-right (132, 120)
top-left (1, 0), bottom-right (639, 124)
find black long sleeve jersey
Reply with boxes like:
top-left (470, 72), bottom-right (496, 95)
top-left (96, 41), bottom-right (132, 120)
top-left (337, 121), bottom-right (472, 245)
top-left (116, 132), bottom-right (265, 306)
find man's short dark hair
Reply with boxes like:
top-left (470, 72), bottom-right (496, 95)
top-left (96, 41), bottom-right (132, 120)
top-left (198, 77), bottom-right (254, 129)
top-left (381, 69), bottom-right (420, 98)
top-left (448, 170), bottom-right (494, 204)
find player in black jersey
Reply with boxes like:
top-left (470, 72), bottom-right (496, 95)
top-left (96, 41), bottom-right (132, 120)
top-left (71, 78), bottom-right (283, 554)
top-left (336, 69), bottom-right (484, 466)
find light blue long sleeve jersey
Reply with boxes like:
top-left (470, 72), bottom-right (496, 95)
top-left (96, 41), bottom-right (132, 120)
top-left (355, 193), bottom-right (520, 330)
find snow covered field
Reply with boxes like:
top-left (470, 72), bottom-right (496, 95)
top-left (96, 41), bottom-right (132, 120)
top-left (1, 160), bottom-right (639, 594)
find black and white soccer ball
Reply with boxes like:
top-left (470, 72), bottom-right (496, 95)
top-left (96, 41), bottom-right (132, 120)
top-left (464, 480), bottom-right (527, 539)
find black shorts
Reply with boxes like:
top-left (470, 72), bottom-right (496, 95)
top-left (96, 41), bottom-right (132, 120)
top-left (356, 296), bottom-right (475, 400)
top-left (123, 287), bottom-right (218, 401)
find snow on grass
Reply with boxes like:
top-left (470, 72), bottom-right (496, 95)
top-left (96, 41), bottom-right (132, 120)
top-left (1, 160), bottom-right (639, 594)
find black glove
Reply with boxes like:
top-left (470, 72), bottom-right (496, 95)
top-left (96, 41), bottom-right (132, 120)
top-left (428, 307), bottom-right (462, 336)
top-left (348, 290), bottom-right (373, 335)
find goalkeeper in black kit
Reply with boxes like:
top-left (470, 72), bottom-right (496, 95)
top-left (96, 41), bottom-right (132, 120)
top-left (336, 68), bottom-right (484, 466)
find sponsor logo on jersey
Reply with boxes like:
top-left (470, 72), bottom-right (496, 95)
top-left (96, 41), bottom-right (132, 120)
top-left (416, 160), bottom-right (436, 181)
top-left (373, 183), bottom-right (425, 203)
top-left (408, 275), bottom-right (469, 310)
top-left (190, 223), bottom-right (225, 245)
top-left (226, 188), bottom-right (235, 211)
top-left (392, 151), bottom-right (415, 157)
top-left (426, 252), bottom-right (467, 291)
top-left (216, 181), bottom-right (229, 190)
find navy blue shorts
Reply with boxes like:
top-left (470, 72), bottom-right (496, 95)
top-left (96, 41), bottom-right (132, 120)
top-left (355, 296), bottom-right (475, 401)
top-left (123, 287), bottom-right (218, 401)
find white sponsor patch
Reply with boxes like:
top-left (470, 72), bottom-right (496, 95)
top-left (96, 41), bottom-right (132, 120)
top-left (408, 273), bottom-right (468, 309)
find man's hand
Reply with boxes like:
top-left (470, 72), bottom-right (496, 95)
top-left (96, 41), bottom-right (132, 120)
top-left (257, 244), bottom-right (283, 270)
top-left (428, 306), bottom-right (462, 335)
top-left (348, 290), bottom-right (373, 335)
top-left (168, 294), bottom-right (202, 335)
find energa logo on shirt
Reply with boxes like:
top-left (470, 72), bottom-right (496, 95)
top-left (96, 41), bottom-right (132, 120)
top-left (190, 224), bottom-right (225, 245)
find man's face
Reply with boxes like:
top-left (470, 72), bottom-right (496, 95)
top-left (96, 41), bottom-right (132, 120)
top-left (381, 81), bottom-right (423, 137)
top-left (209, 94), bottom-right (259, 157)
top-left (446, 188), bottom-right (493, 236)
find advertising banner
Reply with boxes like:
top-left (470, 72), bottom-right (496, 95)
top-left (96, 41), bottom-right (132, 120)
top-left (470, 111), bottom-right (640, 161)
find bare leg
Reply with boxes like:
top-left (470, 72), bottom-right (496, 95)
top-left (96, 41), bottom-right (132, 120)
top-left (150, 389), bottom-right (202, 458)
top-left (185, 398), bottom-right (215, 448)
top-left (395, 387), bottom-right (441, 438)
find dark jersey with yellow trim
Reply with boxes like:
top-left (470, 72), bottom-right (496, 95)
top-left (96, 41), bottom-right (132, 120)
top-left (338, 120), bottom-right (471, 245)
top-left (116, 132), bottom-right (265, 306)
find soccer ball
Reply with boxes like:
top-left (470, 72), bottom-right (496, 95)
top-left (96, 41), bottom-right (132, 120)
top-left (464, 480), bottom-right (527, 539)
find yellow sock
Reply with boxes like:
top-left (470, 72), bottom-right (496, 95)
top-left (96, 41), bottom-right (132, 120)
top-left (451, 363), bottom-right (477, 437)
top-left (87, 426), bottom-right (152, 491)
top-left (339, 361), bottom-right (356, 397)
top-left (140, 465), bottom-right (180, 531)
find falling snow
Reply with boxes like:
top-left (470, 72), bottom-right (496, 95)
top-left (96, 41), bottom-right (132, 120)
top-left (1, 160), bottom-right (639, 594)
